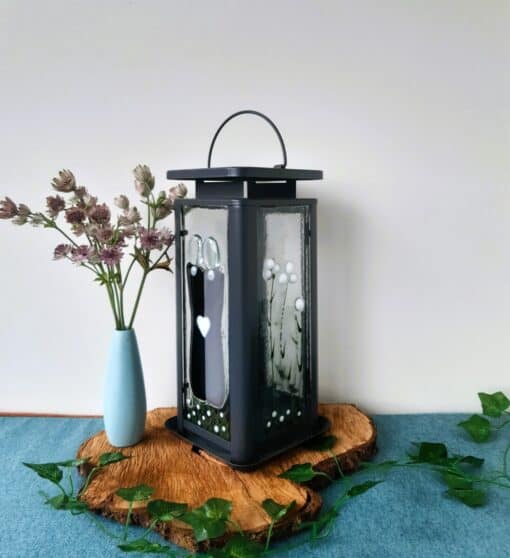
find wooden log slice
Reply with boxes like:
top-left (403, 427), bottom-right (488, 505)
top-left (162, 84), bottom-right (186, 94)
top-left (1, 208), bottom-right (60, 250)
top-left (77, 403), bottom-right (376, 552)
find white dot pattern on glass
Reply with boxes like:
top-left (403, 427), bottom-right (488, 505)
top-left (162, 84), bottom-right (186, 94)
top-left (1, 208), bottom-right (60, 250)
top-left (187, 413), bottom-right (191, 419)
top-left (221, 425), bottom-right (226, 432)
top-left (279, 416), bottom-right (284, 422)
top-left (297, 410), bottom-right (302, 416)
top-left (272, 410), bottom-right (277, 418)
top-left (207, 410), bottom-right (212, 417)
top-left (190, 266), bottom-right (197, 276)
top-left (219, 412), bottom-right (224, 418)
top-left (197, 420), bottom-right (202, 426)
top-left (266, 421), bottom-right (271, 428)
top-left (214, 425), bottom-right (219, 433)
top-left (286, 409), bottom-right (291, 415)
top-left (207, 269), bottom-right (215, 281)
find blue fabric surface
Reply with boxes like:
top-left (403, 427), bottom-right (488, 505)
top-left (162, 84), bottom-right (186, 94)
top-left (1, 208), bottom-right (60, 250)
top-left (0, 413), bottom-right (508, 557)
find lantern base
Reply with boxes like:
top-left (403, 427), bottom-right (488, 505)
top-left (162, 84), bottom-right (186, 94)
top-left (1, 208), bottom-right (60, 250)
top-left (165, 415), bottom-right (331, 470)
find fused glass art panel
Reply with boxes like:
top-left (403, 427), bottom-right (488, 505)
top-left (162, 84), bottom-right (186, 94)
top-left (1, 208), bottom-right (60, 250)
top-left (181, 206), bottom-right (230, 440)
top-left (259, 206), bottom-right (310, 436)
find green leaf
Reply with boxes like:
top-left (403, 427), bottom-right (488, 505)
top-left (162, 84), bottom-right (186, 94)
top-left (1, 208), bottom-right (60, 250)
top-left (45, 494), bottom-right (68, 509)
top-left (98, 451), bottom-right (128, 467)
top-left (301, 507), bottom-right (339, 540)
top-left (55, 458), bottom-right (90, 468)
top-left (147, 499), bottom-right (188, 521)
top-left (279, 463), bottom-right (320, 483)
top-left (305, 435), bottom-right (337, 452)
top-left (23, 462), bottom-right (63, 485)
top-left (441, 470), bottom-right (473, 490)
top-left (261, 499), bottom-right (296, 521)
top-left (347, 480), bottom-right (383, 498)
top-left (180, 514), bottom-right (227, 543)
top-left (479, 392), bottom-right (510, 418)
top-left (116, 484), bottom-right (154, 502)
top-left (446, 488), bottom-right (487, 507)
top-left (201, 498), bottom-right (232, 520)
top-left (180, 498), bottom-right (232, 542)
top-left (222, 534), bottom-right (264, 557)
top-left (458, 415), bottom-right (491, 442)
top-left (44, 495), bottom-right (88, 513)
top-left (409, 442), bottom-right (448, 465)
top-left (118, 539), bottom-right (171, 553)
top-left (455, 455), bottom-right (485, 468)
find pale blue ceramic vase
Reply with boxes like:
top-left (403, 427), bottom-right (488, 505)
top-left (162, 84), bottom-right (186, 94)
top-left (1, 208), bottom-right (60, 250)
top-left (104, 329), bottom-right (147, 447)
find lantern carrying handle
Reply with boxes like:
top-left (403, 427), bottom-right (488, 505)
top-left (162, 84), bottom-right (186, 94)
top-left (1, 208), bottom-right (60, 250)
top-left (207, 110), bottom-right (288, 169)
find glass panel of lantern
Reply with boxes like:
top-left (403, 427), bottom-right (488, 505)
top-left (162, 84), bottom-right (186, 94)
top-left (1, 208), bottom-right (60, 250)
top-left (166, 111), bottom-right (330, 469)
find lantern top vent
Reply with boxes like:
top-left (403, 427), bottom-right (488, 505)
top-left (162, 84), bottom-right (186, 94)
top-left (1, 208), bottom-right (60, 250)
top-left (166, 110), bottom-right (323, 200)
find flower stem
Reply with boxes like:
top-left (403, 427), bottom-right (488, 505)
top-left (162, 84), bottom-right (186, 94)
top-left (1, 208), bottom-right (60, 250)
top-left (128, 271), bottom-right (148, 329)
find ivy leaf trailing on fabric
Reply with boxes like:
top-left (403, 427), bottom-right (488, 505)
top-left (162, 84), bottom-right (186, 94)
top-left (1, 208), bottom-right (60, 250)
top-left (458, 392), bottom-right (510, 443)
top-left (203, 534), bottom-right (265, 558)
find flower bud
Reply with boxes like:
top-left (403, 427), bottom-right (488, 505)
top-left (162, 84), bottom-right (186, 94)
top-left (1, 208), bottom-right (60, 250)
top-left (114, 195), bottom-right (129, 210)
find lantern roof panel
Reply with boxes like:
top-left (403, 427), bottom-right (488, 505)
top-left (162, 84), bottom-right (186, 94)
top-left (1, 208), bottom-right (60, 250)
top-left (166, 166), bottom-right (323, 181)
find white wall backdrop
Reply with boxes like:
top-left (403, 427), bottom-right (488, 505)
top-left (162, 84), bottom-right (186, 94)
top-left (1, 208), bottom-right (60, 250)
top-left (1, 0), bottom-right (509, 414)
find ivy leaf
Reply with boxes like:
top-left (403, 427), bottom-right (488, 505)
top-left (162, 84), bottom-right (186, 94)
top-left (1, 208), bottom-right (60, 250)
top-left (305, 435), bottom-right (337, 452)
top-left (347, 480), bottom-right (383, 498)
top-left (117, 539), bottom-right (171, 553)
top-left (446, 488), bottom-right (487, 507)
top-left (180, 498), bottom-right (232, 542)
top-left (147, 499), bottom-right (188, 521)
top-left (221, 534), bottom-right (264, 557)
top-left (98, 452), bottom-right (129, 467)
top-left (262, 499), bottom-right (296, 521)
top-left (45, 494), bottom-right (68, 509)
top-left (180, 514), bottom-right (227, 543)
top-left (44, 495), bottom-right (88, 513)
top-left (116, 484), bottom-right (154, 502)
top-left (23, 462), bottom-right (63, 485)
top-left (200, 498), bottom-right (232, 520)
top-left (478, 392), bottom-right (510, 418)
top-left (301, 507), bottom-right (339, 540)
top-left (279, 463), bottom-right (320, 483)
top-left (409, 442), bottom-right (448, 465)
top-left (454, 455), bottom-right (485, 468)
top-left (55, 458), bottom-right (90, 468)
top-left (441, 470), bottom-right (473, 490)
top-left (458, 415), bottom-right (491, 442)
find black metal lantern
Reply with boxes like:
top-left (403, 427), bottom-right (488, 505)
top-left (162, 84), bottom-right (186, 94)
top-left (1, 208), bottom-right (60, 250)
top-left (166, 110), bottom-right (329, 469)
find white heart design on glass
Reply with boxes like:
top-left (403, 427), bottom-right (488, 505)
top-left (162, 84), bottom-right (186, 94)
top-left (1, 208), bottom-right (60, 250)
top-left (196, 315), bottom-right (211, 338)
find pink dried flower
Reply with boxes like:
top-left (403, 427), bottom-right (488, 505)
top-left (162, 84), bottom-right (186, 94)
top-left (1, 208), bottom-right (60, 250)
top-left (114, 195), bottom-right (129, 210)
top-left (65, 207), bottom-right (86, 225)
top-left (53, 244), bottom-right (71, 260)
top-left (133, 164), bottom-right (155, 196)
top-left (119, 224), bottom-right (137, 239)
top-left (73, 187), bottom-right (97, 209)
top-left (118, 207), bottom-right (141, 226)
top-left (159, 227), bottom-right (174, 247)
top-left (18, 204), bottom-right (30, 217)
top-left (0, 197), bottom-right (17, 219)
top-left (51, 169), bottom-right (76, 192)
top-left (100, 245), bottom-right (123, 266)
top-left (88, 203), bottom-right (111, 225)
top-left (139, 227), bottom-right (163, 251)
top-left (46, 195), bottom-right (65, 218)
top-left (70, 245), bottom-right (91, 263)
top-left (95, 226), bottom-right (114, 243)
top-left (168, 183), bottom-right (187, 200)
top-left (72, 223), bottom-right (86, 236)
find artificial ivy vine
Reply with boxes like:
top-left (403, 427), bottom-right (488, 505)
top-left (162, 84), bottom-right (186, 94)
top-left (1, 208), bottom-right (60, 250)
top-left (23, 391), bottom-right (510, 557)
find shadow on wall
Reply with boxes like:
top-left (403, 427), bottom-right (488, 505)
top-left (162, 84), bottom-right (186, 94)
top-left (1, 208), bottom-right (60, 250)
top-left (316, 185), bottom-right (369, 404)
